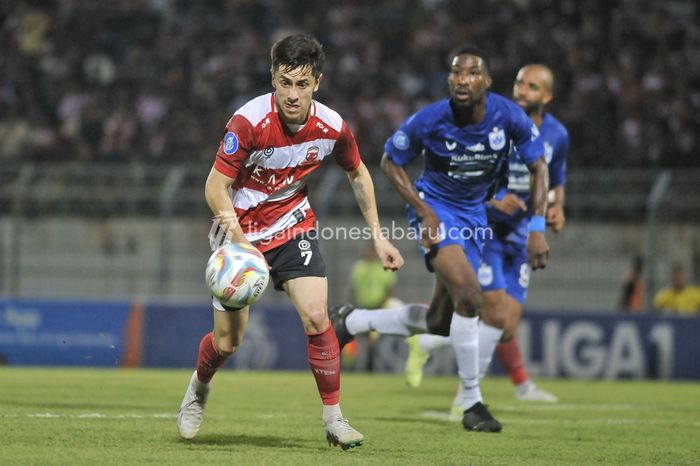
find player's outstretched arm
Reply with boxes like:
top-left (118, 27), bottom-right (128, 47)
top-left (205, 167), bottom-right (250, 246)
top-left (380, 154), bottom-right (441, 249)
top-left (346, 161), bottom-right (404, 271)
top-left (526, 157), bottom-right (550, 270)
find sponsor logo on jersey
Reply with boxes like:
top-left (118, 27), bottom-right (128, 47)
top-left (263, 146), bottom-right (274, 158)
top-left (445, 140), bottom-right (457, 151)
top-left (488, 127), bottom-right (506, 151)
top-left (393, 130), bottom-right (410, 150)
top-left (223, 132), bottom-right (239, 155)
top-left (466, 142), bottom-right (485, 152)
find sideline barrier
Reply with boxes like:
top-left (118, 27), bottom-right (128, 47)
top-left (0, 299), bottom-right (698, 379)
top-left (0, 298), bottom-right (135, 366)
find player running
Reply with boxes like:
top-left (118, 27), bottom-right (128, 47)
top-left (405, 64), bottom-right (569, 408)
top-left (330, 46), bottom-right (549, 433)
top-left (177, 34), bottom-right (404, 449)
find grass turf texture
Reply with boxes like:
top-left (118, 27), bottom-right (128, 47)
top-left (1, 368), bottom-right (698, 465)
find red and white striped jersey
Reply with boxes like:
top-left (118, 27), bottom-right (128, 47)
top-left (213, 93), bottom-right (362, 252)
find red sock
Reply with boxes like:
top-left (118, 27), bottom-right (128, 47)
top-left (307, 323), bottom-right (341, 405)
top-left (196, 332), bottom-right (229, 383)
top-left (495, 338), bottom-right (529, 385)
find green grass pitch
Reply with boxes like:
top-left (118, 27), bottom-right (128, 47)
top-left (1, 368), bottom-right (698, 465)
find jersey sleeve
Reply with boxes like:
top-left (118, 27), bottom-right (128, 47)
top-left (548, 129), bottom-right (569, 188)
top-left (333, 122), bottom-right (362, 171)
top-left (213, 114), bottom-right (255, 179)
top-left (510, 106), bottom-right (544, 166)
top-left (383, 112), bottom-right (425, 166)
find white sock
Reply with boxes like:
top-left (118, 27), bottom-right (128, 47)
top-left (345, 304), bottom-right (428, 336)
top-left (452, 382), bottom-right (465, 408)
top-left (478, 321), bottom-right (504, 379)
top-left (418, 334), bottom-right (452, 353)
top-left (449, 314), bottom-right (482, 409)
top-left (322, 403), bottom-right (342, 422)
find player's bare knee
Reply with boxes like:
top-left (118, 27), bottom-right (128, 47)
top-left (215, 341), bottom-right (237, 357)
top-left (500, 328), bottom-right (515, 342)
top-left (214, 333), bottom-right (242, 355)
top-left (303, 305), bottom-right (329, 334)
top-left (481, 293), bottom-right (507, 328)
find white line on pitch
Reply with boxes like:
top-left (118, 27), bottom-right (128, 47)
top-left (494, 403), bottom-right (682, 412)
top-left (0, 413), bottom-right (177, 419)
top-left (421, 411), bottom-right (700, 426)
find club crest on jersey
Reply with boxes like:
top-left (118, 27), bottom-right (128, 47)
top-left (488, 127), bottom-right (506, 151)
top-left (306, 146), bottom-right (319, 162)
top-left (393, 130), bottom-right (410, 150)
top-left (478, 263), bottom-right (494, 286)
top-left (223, 132), bottom-right (238, 155)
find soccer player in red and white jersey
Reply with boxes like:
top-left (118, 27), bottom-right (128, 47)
top-left (177, 34), bottom-right (404, 449)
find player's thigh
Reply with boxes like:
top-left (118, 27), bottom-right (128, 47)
top-left (212, 306), bottom-right (249, 352)
top-left (283, 275), bottom-right (328, 333)
top-left (430, 244), bottom-right (481, 316)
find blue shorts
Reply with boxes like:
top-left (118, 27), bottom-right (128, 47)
top-left (407, 198), bottom-right (486, 273)
top-left (477, 234), bottom-right (530, 304)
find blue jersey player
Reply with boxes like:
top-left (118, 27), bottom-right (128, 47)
top-left (464, 64), bottom-right (569, 406)
top-left (403, 64), bottom-right (569, 409)
top-left (330, 46), bottom-right (550, 433)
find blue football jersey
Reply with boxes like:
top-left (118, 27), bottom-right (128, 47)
top-left (385, 93), bottom-right (544, 212)
top-left (488, 112), bottom-right (570, 242)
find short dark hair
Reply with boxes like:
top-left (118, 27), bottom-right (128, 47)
top-left (271, 34), bottom-right (325, 78)
top-left (448, 44), bottom-right (490, 73)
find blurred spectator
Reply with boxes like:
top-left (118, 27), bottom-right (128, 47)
top-left (618, 255), bottom-right (645, 313)
top-left (344, 242), bottom-right (399, 371)
top-left (351, 242), bottom-right (398, 310)
top-left (653, 263), bottom-right (700, 316)
top-left (1, 0), bottom-right (698, 167)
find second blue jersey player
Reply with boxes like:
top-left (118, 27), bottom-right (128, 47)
top-left (481, 64), bottom-right (569, 320)
top-left (460, 64), bottom-right (570, 406)
top-left (330, 46), bottom-right (550, 433)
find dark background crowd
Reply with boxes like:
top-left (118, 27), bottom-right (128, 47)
top-left (1, 0), bottom-right (699, 168)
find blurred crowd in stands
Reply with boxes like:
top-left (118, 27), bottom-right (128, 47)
top-left (1, 0), bottom-right (699, 167)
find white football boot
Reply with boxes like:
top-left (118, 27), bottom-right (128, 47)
top-left (516, 382), bottom-right (559, 403)
top-left (325, 415), bottom-right (364, 450)
top-left (177, 371), bottom-right (210, 439)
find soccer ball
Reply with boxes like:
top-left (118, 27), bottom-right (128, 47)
top-left (206, 242), bottom-right (270, 308)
